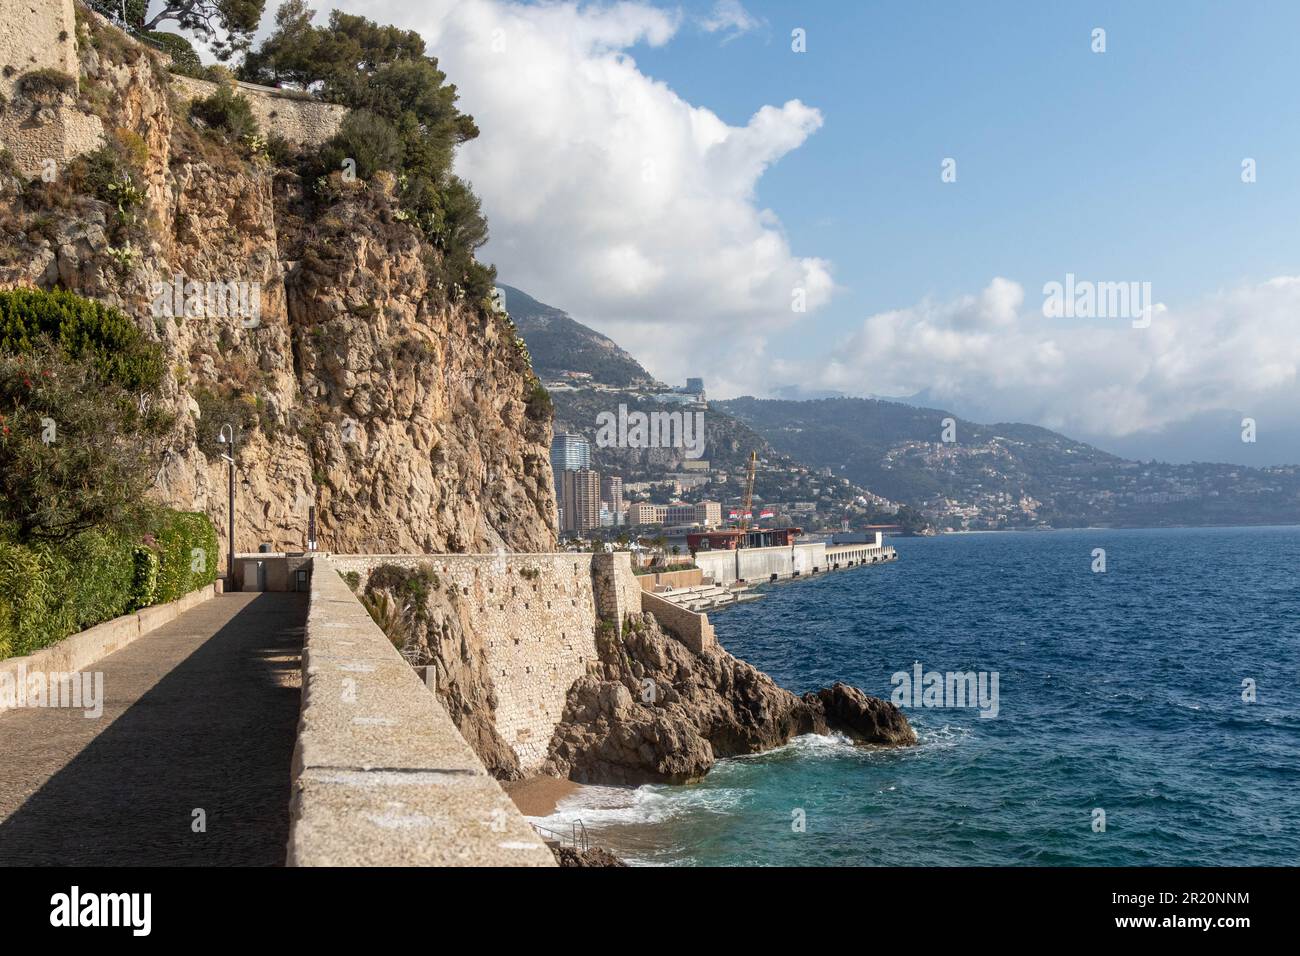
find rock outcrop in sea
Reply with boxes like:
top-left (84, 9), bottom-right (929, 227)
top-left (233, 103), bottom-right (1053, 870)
top-left (543, 611), bottom-right (915, 785)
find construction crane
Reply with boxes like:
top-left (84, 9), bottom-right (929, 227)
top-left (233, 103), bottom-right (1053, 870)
top-left (738, 451), bottom-right (757, 530)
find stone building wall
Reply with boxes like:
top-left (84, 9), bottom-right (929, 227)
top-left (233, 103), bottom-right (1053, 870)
top-left (328, 552), bottom-right (644, 773)
top-left (170, 74), bottom-right (346, 148)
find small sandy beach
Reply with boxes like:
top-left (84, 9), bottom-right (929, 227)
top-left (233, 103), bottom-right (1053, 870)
top-left (504, 775), bottom-right (581, 817)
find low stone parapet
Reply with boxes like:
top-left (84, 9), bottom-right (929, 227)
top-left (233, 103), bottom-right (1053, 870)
top-left (287, 557), bottom-right (555, 866)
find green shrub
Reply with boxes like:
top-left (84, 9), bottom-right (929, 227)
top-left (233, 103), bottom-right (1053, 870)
top-left (0, 509), bottom-right (219, 660)
top-left (147, 31), bottom-right (203, 75)
top-left (0, 288), bottom-right (163, 392)
top-left (0, 347), bottom-right (170, 542)
top-left (188, 84), bottom-right (259, 143)
top-left (152, 510), bottom-right (219, 604)
top-left (319, 110), bottom-right (404, 182)
top-left (130, 546), bottom-right (159, 610)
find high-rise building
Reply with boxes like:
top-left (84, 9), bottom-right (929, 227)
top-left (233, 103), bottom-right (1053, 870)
top-left (561, 469), bottom-right (601, 533)
top-left (550, 433), bottom-right (591, 475)
top-left (601, 475), bottom-right (624, 511)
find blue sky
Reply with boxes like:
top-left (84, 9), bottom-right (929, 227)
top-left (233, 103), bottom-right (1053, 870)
top-left (276, 1), bottom-right (1300, 463)
top-left (627, 0), bottom-right (1300, 367)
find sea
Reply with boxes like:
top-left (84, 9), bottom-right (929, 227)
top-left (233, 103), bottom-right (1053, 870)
top-left (531, 526), bottom-right (1300, 866)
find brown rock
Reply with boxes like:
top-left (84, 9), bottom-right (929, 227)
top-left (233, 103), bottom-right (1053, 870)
top-left (543, 612), bottom-right (913, 786)
top-left (805, 682), bottom-right (918, 746)
top-left (552, 845), bottom-right (627, 867)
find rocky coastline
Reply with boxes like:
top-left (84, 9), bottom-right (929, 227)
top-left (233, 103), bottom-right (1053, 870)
top-left (542, 610), bottom-right (915, 786)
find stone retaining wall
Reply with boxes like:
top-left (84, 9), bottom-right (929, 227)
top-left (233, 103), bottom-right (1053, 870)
top-left (326, 552), bottom-right (638, 772)
top-left (637, 567), bottom-right (705, 591)
top-left (170, 74), bottom-right (346, 147)
top-left (289, 557), bottom-right (553, 866)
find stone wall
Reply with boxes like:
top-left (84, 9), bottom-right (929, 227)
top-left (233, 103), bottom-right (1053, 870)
top-left (0, 0), bottom-right (78, 101)
top-left (637, 567), bottom-right (705, 591)
top-left (170, 74), bottom-right (346, 147)
top-left (291, 557), bottom-right (553, 866)
top-left (639, 590), bottom-right (717, 656)
top-left (0, 0), bottom-right (104, 178)
top-left (327, 552), bottom-right (644, 773)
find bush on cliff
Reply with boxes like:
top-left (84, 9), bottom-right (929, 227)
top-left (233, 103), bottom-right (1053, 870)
top-left (0, 288), bottom-right (163, 392)
top-left (240, 2), bottom-right (496, 299)
top-left (0, 290), bottom-right (170, 543)
top-left (188, 83), bottom-right (260, 144)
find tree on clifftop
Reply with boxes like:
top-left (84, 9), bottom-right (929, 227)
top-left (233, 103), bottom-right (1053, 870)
top-left (239, 1), bottom-right (495, 300)
top-left (139, 0), bottom-right (266, 61)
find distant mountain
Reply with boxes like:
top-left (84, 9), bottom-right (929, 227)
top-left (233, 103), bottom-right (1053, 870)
top-left (500, 284), bottom-right (659, 388)
top-left (717, 396), bottom-right (1300, 529)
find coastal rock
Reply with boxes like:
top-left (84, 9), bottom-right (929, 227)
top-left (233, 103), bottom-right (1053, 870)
top-left (543, 611), bottom-right (912, 785)
top-left (805, 682), bottom-right (918, 746)
top-left (552, 846), bottom-right (627, 868)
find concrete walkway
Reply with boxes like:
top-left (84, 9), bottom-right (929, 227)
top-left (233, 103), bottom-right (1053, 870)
top-left (0, 592), bottom-right (306, 866)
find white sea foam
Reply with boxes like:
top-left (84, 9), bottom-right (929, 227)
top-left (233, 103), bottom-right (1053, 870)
top-left (529, 782), bottom-right (750, 830)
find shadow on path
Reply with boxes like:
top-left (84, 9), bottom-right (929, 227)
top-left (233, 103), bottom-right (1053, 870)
top-left (0, 593), bottom-right (305, 866)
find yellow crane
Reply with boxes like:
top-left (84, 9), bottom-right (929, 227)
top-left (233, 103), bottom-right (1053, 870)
top-left (738, 451), bottom-right (757, 530)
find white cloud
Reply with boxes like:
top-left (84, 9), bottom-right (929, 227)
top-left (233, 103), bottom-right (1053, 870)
top-left (341, 0), bottom-right (831, 384)
top-left (698, 0), bottom-right (764, 42)
top-left (774, 276), bottom-right (1300, 440)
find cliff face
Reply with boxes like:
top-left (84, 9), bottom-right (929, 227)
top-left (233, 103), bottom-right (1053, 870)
top-left (0, 17), bottom-right (556, 553)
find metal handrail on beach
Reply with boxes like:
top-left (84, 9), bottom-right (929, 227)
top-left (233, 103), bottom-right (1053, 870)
top-left (530, 819), bottom-right (590, 852)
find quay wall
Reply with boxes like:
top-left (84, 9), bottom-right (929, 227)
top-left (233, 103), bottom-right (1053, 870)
top-left (694, 541), bottom-right (896, 586)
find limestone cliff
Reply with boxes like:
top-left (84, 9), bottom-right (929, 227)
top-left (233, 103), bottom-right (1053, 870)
top-left (0, 12), bottom-right (556, 553)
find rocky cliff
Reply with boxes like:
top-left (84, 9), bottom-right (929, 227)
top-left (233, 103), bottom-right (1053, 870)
top-left (543, 611), bottom-right (916, 786)
top-left (0, 12), bottom-right (556, 554)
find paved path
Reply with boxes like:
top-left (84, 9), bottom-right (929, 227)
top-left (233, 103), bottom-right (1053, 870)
top-left (0, 592), bottom-right (306, 866)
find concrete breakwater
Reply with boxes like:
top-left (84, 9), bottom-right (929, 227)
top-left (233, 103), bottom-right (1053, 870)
top-left (693, 539), bottom-right (898, 588)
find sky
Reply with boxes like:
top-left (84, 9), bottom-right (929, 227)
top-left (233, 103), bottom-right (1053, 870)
top-left (235, 1), bottom-right (1300, 465)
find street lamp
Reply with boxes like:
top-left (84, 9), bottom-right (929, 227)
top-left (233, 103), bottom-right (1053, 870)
top-left (217, 424), bottom-right (236, 584)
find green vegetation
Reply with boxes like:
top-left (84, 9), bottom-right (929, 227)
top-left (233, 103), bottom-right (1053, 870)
top-left (0, 289), bottom-right (213, 661)
top-left (0, 288), bottom-right (162, 395)
top-left (240, 1), bottom-right (496, 300)
top-left (0, 510), bottom-right (218, 659)
top-left (188, 82), bottom-right (259, 144)
top-left (360, 562), bottom-right (440, 657)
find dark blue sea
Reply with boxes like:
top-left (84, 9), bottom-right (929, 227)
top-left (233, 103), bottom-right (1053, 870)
top-left (534, 527), bottom-right (1300, 865)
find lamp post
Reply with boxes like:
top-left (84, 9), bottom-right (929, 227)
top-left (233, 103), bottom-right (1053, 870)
top-left (217, 424), bottom-right (236, 584)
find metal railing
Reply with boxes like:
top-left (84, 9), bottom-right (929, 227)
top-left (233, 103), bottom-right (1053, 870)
top-left (529, 819), bottom-right (589, 853)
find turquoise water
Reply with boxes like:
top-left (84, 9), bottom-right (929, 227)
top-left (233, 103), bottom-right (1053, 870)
top-left (535, 527), bottom-right (1300, 865)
